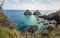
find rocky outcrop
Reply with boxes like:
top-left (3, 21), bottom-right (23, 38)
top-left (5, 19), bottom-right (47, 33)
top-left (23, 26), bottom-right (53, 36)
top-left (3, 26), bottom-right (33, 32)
top-left (47, 10), bottom-right (60, 24)
top-left (33, 10), bottom-right (41, 15)
top-left (38, 15), bottom-right (48, 20)
top-left (0, 5), bottom-right (15, 30)
top-left (0, 2), bottom-right (20, 38)
top-left (36, 10), bottom-right (60, 24)
top-left (24, 10), bottom-right (32, 15)
top-left (25, 25), bottom-right (38, 33)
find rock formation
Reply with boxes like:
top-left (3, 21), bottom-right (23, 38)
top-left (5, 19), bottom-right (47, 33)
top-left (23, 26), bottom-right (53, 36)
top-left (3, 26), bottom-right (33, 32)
top-left (0, 4), bottom-right (15, 30)
top-left (25, 25), bottom-right (38, 33)
top-left (36, 10), bottom-right (60, 24)
top-left (47, 10), bottom-right (60, 24)
top-left (38, 15), bottom-right (48, 20)
top-left (24, 10), bottom-right (32, 15)
top-left (33, 10), bottom-right (41, 15)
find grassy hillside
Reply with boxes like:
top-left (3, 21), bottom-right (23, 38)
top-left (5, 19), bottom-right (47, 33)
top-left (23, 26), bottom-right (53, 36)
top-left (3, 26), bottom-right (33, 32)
top-left (0, 27), bottom-right (20, 38)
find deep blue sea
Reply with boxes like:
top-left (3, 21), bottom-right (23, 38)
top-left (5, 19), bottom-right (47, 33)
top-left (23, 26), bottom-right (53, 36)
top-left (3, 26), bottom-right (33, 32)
top-left (3, 10), bottom-right (56, 33)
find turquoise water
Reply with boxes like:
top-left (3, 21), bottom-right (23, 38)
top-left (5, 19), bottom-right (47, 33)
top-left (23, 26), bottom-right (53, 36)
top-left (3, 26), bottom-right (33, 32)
top-left (3, 10), bottom-right (55, 33)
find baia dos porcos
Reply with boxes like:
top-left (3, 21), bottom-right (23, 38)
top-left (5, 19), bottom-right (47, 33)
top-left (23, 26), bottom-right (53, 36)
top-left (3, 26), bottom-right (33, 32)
top-left (17, 16), bottom-right (57, 34)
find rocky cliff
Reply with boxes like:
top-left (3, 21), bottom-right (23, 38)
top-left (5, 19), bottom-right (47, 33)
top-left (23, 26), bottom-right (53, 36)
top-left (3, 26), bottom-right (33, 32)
top-left (0, 5), bottom-right (15, 30)
top-left (47, 10), bottom-right (60, 24)
top-left (0, 6), bottom-right (20, 38)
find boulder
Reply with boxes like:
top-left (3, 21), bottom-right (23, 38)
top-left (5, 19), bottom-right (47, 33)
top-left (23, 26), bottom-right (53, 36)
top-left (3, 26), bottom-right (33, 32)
top-left (33, 10), bottom-right (41, 15)
top-left (24, 10), bottom-right (32, 15)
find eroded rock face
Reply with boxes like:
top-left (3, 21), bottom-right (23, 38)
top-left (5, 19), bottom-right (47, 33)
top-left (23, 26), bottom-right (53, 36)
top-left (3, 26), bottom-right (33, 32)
top-left (33, 10), bottom-right (41, 15)
top-left (24, 10), bottom-right (32, 15)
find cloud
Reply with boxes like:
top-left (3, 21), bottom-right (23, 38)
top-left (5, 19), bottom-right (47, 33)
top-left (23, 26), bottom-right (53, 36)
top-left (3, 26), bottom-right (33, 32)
top-left (9, 0), bottom-right (20, 3)
top-left (3, 0), bottom-right (60, 10)
top-left (0, 0), bottom-right (4, 4)
top-left (31, 0), bottom-right (37, 1)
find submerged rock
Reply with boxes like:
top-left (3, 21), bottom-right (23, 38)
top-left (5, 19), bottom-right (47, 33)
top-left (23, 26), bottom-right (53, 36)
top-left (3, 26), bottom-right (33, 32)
top-left (24, 10), bottom-right (32, 15)
top-left (36, 18), bottom-right (40, 21)
top-left (33, 10), bottom-right (41, 15)
top-left (37, 22), bottom-right (40, 24)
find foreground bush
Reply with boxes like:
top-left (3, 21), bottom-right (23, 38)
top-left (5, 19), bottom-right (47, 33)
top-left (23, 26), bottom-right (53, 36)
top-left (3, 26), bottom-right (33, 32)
top-left (0, 27), bottom-right (20, 38)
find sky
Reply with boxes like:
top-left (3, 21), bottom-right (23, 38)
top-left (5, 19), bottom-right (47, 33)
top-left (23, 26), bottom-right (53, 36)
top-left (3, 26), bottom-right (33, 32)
top-left (0, 0), bottom-right (60, 10)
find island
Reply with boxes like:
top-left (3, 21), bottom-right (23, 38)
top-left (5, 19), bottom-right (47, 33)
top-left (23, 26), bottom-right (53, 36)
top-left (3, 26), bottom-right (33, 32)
top-left (33, 10), bottom-right (41, 15)
top-left (24, 10), bottom-right (32, 15)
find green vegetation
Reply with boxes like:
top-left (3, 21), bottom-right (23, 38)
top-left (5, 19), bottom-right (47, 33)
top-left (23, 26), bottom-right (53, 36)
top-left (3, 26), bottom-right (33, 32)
top-left (0, 8), bottom-right (20, 38)
top-left (35, 34), bottom-right (42, 38)
top-left (0, 27), bottom-right (20, 38)
top-left (0, 4), bottom-right (60, 38)
top-left (11, 23), bottom-right (18, 28)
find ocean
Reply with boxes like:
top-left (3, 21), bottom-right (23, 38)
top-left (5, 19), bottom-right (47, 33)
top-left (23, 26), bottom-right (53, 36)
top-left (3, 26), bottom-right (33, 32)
top-left (3, 10), bottom-right (56, 33)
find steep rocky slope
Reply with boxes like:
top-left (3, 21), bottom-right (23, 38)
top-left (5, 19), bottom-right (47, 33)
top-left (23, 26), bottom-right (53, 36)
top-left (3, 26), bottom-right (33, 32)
top-left (0, 6), bottom-right (20, 38)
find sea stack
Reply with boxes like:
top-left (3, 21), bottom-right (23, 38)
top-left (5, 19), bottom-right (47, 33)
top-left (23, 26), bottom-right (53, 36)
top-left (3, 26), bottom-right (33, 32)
top-left (33, 10), bottom-right (41, 15)
top-left (24, 10), bottom-right (32, 15)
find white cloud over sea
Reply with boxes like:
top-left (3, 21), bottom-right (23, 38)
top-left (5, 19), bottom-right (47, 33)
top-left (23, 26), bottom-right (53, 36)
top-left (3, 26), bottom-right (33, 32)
top-left (0, 0), bottom-right (60, 10)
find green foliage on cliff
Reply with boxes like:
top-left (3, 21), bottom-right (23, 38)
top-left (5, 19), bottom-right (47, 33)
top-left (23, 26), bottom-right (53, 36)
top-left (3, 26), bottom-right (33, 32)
top-left (0, 27), bottom-right (20, 38)
top-left (0, 7), bottom-right (20, 38)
